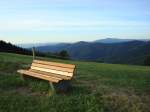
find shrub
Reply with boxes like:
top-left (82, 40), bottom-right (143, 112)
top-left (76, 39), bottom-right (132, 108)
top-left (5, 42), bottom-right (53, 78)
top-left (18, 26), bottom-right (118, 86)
top-left (144, 56), bottom-right (150, 66)
top-left (59, 50), bottom-right (70, 59)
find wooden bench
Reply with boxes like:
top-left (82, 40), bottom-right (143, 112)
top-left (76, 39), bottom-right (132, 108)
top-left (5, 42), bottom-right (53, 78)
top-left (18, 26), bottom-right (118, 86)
top-left (17, 60), bottom-right (76, 94)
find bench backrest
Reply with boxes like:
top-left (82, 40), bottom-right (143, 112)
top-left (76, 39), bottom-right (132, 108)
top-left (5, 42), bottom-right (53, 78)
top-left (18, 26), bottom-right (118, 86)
top-left (30, 60), bottom-right (76, 78)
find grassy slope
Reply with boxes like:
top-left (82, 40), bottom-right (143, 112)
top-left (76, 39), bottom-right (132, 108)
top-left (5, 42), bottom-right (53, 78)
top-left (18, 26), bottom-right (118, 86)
top-left (0, 52), bottom-right (150, 112)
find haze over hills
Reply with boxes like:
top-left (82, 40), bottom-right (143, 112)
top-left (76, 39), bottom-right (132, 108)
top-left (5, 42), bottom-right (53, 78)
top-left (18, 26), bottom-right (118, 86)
top-left (17, 43), bottom-right (59, 48)
top-left (18, 38), bottom-right (150, 48)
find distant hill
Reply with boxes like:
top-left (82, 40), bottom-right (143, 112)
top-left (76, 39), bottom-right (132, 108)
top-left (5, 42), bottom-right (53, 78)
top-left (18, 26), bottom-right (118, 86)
top-left (94, 38), bottom-right (150, 43)
top-left (36, 43), bottom-right (71, 52)
top-left (94, 38), bottom-right (133, 43)
top-left (36, 40), bottom-right (150, 65)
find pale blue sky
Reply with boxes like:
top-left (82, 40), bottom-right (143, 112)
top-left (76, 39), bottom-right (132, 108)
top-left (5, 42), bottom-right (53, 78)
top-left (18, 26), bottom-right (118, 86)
top-left (0, 0), bottom-right (150, 43)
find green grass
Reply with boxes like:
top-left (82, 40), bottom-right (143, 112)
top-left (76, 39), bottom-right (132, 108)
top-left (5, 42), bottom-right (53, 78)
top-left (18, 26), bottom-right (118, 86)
top-left (0, 52), bottom-right (150, 112)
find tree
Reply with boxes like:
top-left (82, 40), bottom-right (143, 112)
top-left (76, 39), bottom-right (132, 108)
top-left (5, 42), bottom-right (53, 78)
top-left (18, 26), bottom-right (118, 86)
top-left (59, 50), bottom-right (70, 59)
top-left (144, 56), bottom-right (150, 66)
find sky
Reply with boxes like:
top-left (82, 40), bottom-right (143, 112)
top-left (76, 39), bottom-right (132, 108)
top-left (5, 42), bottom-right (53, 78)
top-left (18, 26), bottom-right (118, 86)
top-left (0, 0), bottom-right (150, 43)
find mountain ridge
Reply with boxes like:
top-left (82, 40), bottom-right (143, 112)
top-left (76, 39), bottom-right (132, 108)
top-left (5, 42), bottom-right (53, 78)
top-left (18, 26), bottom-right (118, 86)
top-left (18, 38), bottom-right (150, 48)
top-left (36, 40), bottom-right (150, 65)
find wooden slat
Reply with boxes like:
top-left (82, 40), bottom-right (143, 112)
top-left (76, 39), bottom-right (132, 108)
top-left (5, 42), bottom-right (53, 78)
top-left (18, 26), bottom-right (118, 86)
top-left (29, 69), bottom-right (71, 80)
top-left (17, 60), bottom-right (75, 83)
top-left (31, 66), bottom-right (73, 77)
top-left (33, 60), bottom-right (75, 69)
top-left (17, 69), bottom-right (61, 83)
top-left (31, 63), bottom-right (74, 73)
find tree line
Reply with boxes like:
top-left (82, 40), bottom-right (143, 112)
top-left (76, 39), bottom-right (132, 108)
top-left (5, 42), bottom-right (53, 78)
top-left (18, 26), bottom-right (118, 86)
top-left (0, 40), bottom-right (70, 59)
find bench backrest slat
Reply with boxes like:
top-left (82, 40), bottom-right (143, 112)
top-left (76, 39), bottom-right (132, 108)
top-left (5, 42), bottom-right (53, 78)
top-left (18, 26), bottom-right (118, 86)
top-left (32, 63), bottom-right (74, 73)
top-left (31, 66), bottom-right (73, 77)
top-left (29, 69), bottom-right (71, 80)
top-left (31, 60), bottom-right (75, 77)
top-left (33, 60), bottom-right (75, 69)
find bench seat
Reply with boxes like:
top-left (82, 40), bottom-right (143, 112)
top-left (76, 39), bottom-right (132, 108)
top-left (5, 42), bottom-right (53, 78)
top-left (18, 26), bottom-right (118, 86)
top-left (17, 60), bottom-right (76, 83)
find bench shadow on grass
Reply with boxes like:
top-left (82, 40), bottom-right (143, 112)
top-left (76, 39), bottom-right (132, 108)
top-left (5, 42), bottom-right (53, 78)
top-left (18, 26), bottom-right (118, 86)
top-left (22, 75), bottom-right (91, 96)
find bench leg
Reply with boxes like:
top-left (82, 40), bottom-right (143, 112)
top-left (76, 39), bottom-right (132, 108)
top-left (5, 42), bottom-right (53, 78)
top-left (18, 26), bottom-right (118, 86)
top-left (48, 82), bottom-right (55, 96)
top-left (20, 74), bottom-right (25, 81)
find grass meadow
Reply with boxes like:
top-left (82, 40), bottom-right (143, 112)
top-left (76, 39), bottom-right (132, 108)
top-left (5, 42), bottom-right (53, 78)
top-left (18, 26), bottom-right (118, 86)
top-left (0, 52), bottom-right (150, 112)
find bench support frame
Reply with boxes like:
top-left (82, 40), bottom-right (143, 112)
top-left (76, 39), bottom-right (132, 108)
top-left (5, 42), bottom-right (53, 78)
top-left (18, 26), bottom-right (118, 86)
top-left (48, 82), bottom-right (55, 96)
top-left (20, 74), bottom-right (25, 81)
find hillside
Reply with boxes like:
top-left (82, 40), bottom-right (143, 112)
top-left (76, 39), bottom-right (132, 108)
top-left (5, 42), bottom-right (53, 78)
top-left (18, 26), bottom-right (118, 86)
top-left (0, 40), bottom-right (32, 55)
top-left (36, 41), bottom-right (150, 65)
top-left (0, 53), bottom-right (150, 112)
top-left (0, 40), bottom-right (65, 59)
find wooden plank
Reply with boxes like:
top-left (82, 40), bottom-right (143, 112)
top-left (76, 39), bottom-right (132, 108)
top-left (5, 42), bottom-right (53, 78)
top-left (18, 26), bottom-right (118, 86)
top-left (31, 66), bottom-right (73, 77)
top-left (17, 70), bottom-right (61, 83)
top-left (31, 63), bottom-right (74, 73)
top-left (17, 69), bottom-right (61, 82)
top-left (33, 60), bottom-right (75, 69)
top-left (29, 69), bottom-right (71, 80)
